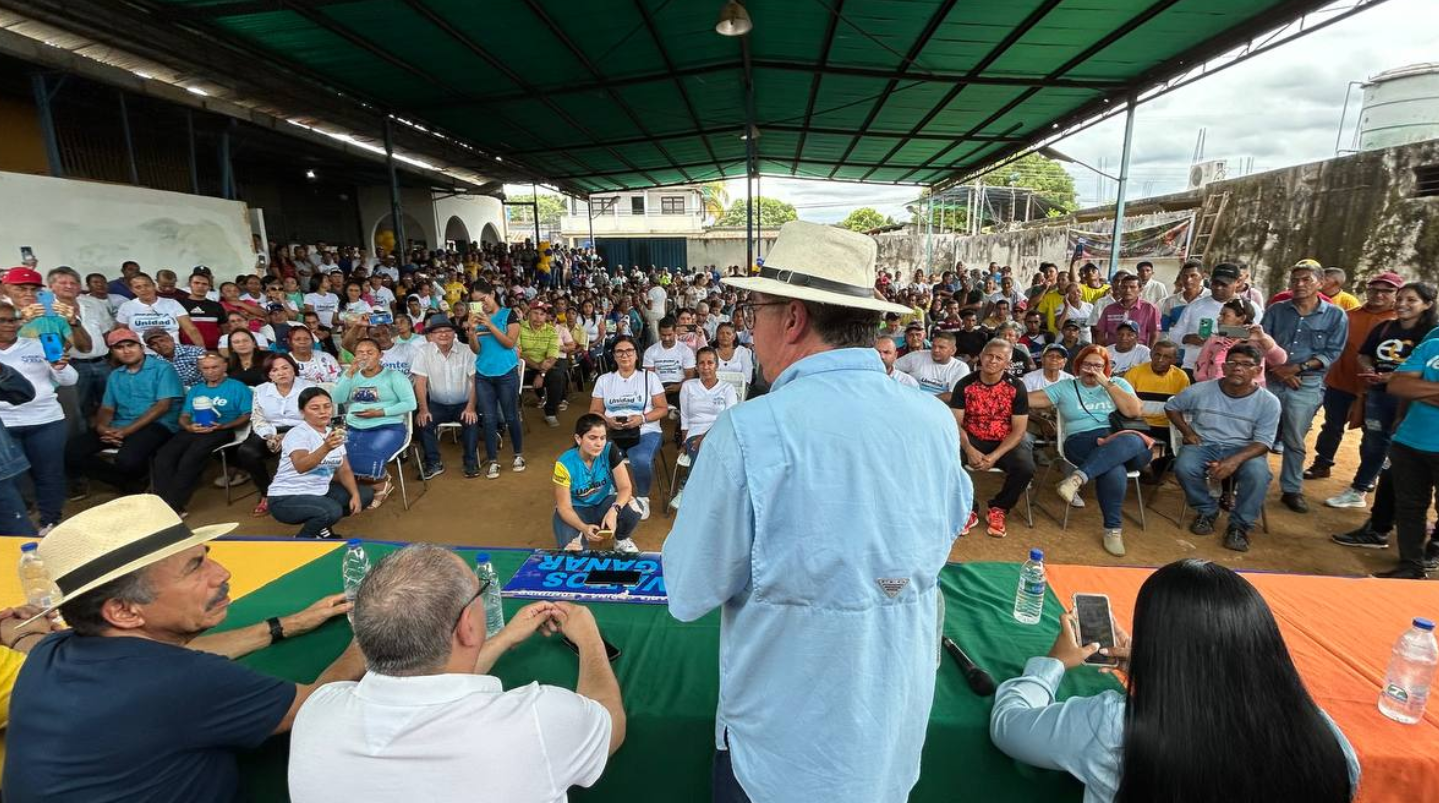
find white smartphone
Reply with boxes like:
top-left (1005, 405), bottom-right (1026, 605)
top-left (1073, 593), bottom-right (1119, 666)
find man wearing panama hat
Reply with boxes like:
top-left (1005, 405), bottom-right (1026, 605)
top-left (664, 221), bottom-right (972, 803)
top-left (4, 495), bottom-right (364, 802)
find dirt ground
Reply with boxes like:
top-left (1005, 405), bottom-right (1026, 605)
top-left (69, 389), bottom-right (1421, 581)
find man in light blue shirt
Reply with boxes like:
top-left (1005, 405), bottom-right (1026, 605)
top-left (664, 221), bottom-right (972, 803)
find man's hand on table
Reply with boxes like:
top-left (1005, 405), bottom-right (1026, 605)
top-left (283, 593), bottom-right (352, 637)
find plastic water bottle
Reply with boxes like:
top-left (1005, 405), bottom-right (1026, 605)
top-left (1012, 548), bottom-right (1046, 625)
top-left (475, 553), bottom-right (505, 638)
top-left (1379, 617), bottom-right (1438, 724)
top-left (18, 542), bottom-right (59, 609)
top-left (341, 539), bottom-right (370, 620)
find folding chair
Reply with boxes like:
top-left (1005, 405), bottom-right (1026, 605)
top-left (387, 416), bottom-right (423, 510)
top-left (1036, 416), bottom-right (1147, 530)
top-left (963, 461), bottom-right (1035, 528)
top-left (1169, 422), bottom-right (1270, 533)
top-left (214, 425), bottom-right (254, 505)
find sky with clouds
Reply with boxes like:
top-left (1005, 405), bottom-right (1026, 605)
top-left (515, 0), bottom-right (1437, 225)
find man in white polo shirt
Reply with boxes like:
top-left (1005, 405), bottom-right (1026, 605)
top-left (288, 544), bottom-right (624, 803)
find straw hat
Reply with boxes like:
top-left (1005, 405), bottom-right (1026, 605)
top-left (36, 495), bottom-right (236, 610)
top-left (725, 220), bottom-right (910, 315)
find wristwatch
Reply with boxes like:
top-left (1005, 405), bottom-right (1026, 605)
top-left (267, 616), bottom-right (286, 644)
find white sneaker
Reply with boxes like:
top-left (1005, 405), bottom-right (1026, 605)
top-left (512, 455), bottom-right (527, 472)
top-left (1325, 488), bottom-right (1367, 509)
top-left (37, 523), bottom-right (55, 538)
top-left (634, 496), bottom-right (651, 520)
top-left (486, 461), bottom-right (501, 479)
top-left (1057, 472), bottom-right (1085, 504)
top-left (558, 400), bottom-right (569, 411)
top-left (669, 490), bottom-right (683, 510)
top-left (1103, 528), bottom-right (1126, 557)
top-left (614, 538), bottom-right (639, 555)
top-left (544, 415), bottom-right (559, 427)
top-left (564, 536), bottom-right (583, 552)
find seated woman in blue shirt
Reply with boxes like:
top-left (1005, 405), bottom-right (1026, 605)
top-left (152, 352), bottom-right (252, 516)
top-left (552, 413), bottom-right (640, 554)
top-left (332, 337), bottom-right (416, 509)
top-left (991, 558), bottom-right (1359, 803)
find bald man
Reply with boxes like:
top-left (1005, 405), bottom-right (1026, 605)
top-left (875, 336), bottom-right (919, 389)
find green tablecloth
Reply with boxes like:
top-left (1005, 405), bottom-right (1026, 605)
top-left (218, 546), bottom-right (1119, 802)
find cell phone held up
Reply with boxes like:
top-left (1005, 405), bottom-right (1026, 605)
top-left (561, 634), bottom-right (621, 662)
top-left (1073, 593), bottom-right (1119, 666)
top-left (1217, 324), bottom-right (1250, 339)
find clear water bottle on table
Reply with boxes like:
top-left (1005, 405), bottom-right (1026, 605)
top-left (341, 539), bottom-right (371, 621)
top-left (18, 542), bottom-right (60, 609)
top-left (1012, 548), bottom-right (1046, 625)
top-left (1379, 617), bottom-right (1438, 725)
top-left (475, 552), bottom-right (505, 638)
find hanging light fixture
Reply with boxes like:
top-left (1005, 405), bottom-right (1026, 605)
top-left (716, 0), bottom-right (752, 36)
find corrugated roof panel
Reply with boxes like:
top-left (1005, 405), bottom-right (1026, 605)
top-left (824, 0), bottom-right (954, 70)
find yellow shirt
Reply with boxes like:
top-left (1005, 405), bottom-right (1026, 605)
top-left (1079, 283), bottom-right (1111, 304)
top-left (0, 646), bottom-right (25, 773)
top-left (1124, 362), bottom-right (1192, 427)
top-left (444, 282), bottom-right (467, 306)
top-left (1331, 290), bottom-right (1362, 312)
top-left (1036, 290), bottom-right (1066, 332)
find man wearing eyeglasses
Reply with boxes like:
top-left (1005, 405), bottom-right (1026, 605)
top-left (289, 544), bottom-right (624, 802)
top-left (1165, 343), bottom-right (1281, 552)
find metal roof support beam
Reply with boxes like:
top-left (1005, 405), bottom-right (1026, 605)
top-left (1108, 91), bottom-right (1138, 280)
top-left (793, 0), bottom-right (844, 170)
top-left (29, 73), bottom-right (64, 178)
top-left (385, 118), bottom-right (406, 256)
top-left (118, 90), bottom-right (139, 186)
top-left (503, 124), bottom-right (1021, 157)
top-left (631, 0), bottom-right (727, 179)
top-left (827, 0), bottom-right (960, 179)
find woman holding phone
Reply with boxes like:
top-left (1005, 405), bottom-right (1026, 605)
top-left (1193, 299), bottom-right (1286, 385)
top-left (552, 414), bottom-right (640, 553)
top-left (589, 335), bottom-right (667, 520)
top-left (468, 278), bottom-right (525, 480)
top-left (332, 337), bottom-right (414, 508)
top-left (991, 558), bottom-right (1359, 803)
top-left (266, 386), bottom-right (374, 538)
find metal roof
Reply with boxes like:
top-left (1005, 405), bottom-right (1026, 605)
top-left (3, 0), bottom-right (1387, 193)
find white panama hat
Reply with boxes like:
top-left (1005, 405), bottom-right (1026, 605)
top-left (35, 495), bottom-right (236, 612)
top-left (725, 220), bottom-right (910, 315)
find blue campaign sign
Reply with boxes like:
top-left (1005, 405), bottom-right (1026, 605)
top-left (501, 550), bottom-right (668, 605)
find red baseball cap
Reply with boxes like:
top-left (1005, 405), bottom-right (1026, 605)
top-left (3, 267), bottom-right (43, 286)
top-left (1367, 271), bottom-right (1405, 288)
top-left (105, 328), bottom-right (142, 347)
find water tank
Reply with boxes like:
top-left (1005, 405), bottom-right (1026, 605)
top-left (1358, 63), bottom-right (1439, 152)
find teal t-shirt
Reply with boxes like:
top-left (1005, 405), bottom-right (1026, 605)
top-left (472, 306), bottom-right (519, 378)
top-left (182, 377), bottom-right (253, 426)
top-left (1395, 339), bottom-right (1439, 452)
top-left (103, 356), bottom-right (185, 432)
top-left (1044, 376), bottom-right (1136, 436)
top-left (553, 443), bottom-right (625, 508)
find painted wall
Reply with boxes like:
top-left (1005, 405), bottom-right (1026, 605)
top-left (355, 187), bottom-right (506, 252)
top-left (0, 170), bottom-right (254, 278)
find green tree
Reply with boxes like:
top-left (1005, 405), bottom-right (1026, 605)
top-left (981, 153), bottom-right (1078, 213)
top-left (715, 196), bottom-right (798, 228)
top-left (839, 207), bottom-right (890, 232)
top-left (697, 181), bottom-right (729, 222)
top-left (507, 193), bottom-right (567, 225)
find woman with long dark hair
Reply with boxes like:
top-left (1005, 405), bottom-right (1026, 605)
top-left (1326, 281), bottom-right (1438, 511)
top-left (991, 559), bottom-right (1359, 802)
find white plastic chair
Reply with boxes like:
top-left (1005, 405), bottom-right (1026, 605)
top-left (1038, 414), bottom-right (1147, 531)
top-left (386, 415), bottom-right (422, 510)
top-left (214, 425), bottom-right (253, 505)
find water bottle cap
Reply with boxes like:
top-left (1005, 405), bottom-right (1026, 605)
top-left (20, 542), bottom-right (37, 553)
top-left (346, 538), bottom-right (362, 547)
top-left (1029, 548), bottom-right (1043, 561)
top-left (1415, 617), bottom-right (1435, 631)
top-left (475, 552), bottom-right (490, 563)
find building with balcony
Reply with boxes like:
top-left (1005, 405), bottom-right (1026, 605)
top-left (560, 186), bottom-right (707, 268)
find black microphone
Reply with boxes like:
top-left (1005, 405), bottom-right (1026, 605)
top-left (942, 636), bottom-right (997, 696)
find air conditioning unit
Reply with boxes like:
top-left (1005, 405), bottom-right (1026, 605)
top-left (1188, 159), bottom-right (1228, 189)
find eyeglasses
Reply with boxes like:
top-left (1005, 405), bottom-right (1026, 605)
top-left (1079, 362), bottom-right (1107, 370)
top-left (734, 300), bottom-right (789, 319)
top-left (613, 348), bottom-right (637, 356)
top-left (454, 576), bottom-right (491, 629)
top-left (1222, 361), bottom-right (1259, 369)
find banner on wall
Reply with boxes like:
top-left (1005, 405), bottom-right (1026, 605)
top-left (1067, 212), bottom-right (1194, 263)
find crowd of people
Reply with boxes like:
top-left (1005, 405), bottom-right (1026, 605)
top-left (0, 218), bottom-right (1384, 803)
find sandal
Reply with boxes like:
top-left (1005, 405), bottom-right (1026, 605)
top-left (368, 476), bottom-right (395, 510)
top-left (251, 498), bottom-right (269, 518)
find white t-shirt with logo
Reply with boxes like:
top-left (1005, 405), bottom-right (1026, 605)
top-left (268, 425), bottom-right (345, 498)
top-left (889, 368), bottom-right (920, 389)
top-left (380, 340), bottom-right (418, 377)
top-left (0, 338), bottom-right (77, 426)
top-left (678, 377), bottom-right (739, 439)
top-left (714, 345), bottom-right (754, 385)
top-left (1107, 344), bottom-right (1151, 376)
top-left (304, 292), bottom-right (341, 327)
top-left (642, 342), bottom-right (695, 385)
top-left (895, 351), bottom-right (970, 395)
top-left (116, 297), bottom-right (189, 339)
top-left (592, 370), bottom-right (666, 435)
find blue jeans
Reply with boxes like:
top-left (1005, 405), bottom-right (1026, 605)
top-left (1354, 389), bottom-right (1399, 492)
top-left (1173, 443), bottom-right (1273, 530)
top-left (1311, 385), bottom-right (1356, 470)
top-left (475, 371), bottom-right (523, 462)
top-left (344, 422), bottom-right (406, 481)
top-left (0, 474), bottom-right (35, 536)
top-left (551, 493), bottom-right (641, 547)
top-left (1065, 429), bottom-right (1151, 529)
top-left (1268, 377), bottom-right (1325, 494)
top-left (269, 481), bottom-right (375, 538)
top-left (71, 358), bottom-right (112, 425)
top-left (616, 431), bottom-right (662, 496)
top-left (9, 419), bottom-right (67, 527)
top-left (418, 400), bottom-right (479, 471)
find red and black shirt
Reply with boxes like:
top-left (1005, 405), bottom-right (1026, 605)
top-left (949, 373), bottom-right (1028, 443)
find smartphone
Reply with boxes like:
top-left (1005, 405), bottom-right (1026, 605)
top-left (582, 569), bottom-right (642, 587)
top-left (1217, 324), bottom-right (1250, 338)
top-left (561, 634), bottom-right (621, 662)
top-left (469, 301), bottom-right (486, 316)
top-left (37, 289), bottom-right (55, 316)
top-left (1073, 593), bottom-right (1119, 666)
top-left (368, 312), bottom-right (394, 326)
top-left (613, 415), bottom-right (630, 424)
top-left (19, 246), bottom-right (35, 266)
top-left (39, 331), bottom-right (64, 363)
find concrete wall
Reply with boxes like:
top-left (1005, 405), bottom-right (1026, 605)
top-left (878, 139), bottom-right (1439, 294)
top-left (0, 169), bottom-right (254, 277)
top-left (686, 232), bottom-right (778, 269)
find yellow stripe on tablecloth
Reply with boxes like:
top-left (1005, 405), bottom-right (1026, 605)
top-left (0, 537), bottom-right (340, 606)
